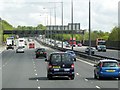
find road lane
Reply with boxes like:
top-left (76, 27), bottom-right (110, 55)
top-left (1, 39), bottom-right (119, 89)
top-left (40, 38), bottom-right (119, 60)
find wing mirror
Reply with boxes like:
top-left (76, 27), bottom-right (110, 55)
top-left (45, 59), bottom-right (48, 62)
top-left (94, 64), bottom-right (97, 67)
top-left (74, 58), bottom-right (76, 62)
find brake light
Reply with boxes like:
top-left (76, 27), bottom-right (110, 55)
top-left (37, 52), bottom-right (39, 54)
top-left (48, 65), bottom-right (52, 68)
top-left (100, 63), bottom-right (103, 68)
top-left (71, 64), bottom-right (74, 68)
top-left (44, 52), bottom-right (47, 54)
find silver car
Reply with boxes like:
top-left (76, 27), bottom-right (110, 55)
top-left (16, 46), bottom-right (24, 53)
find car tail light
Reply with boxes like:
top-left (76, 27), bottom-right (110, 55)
top-left (37, 52), bottom-right (39, 54)
top-left (71, 64), bottom-right (74, 68)
top-left (100, 63), bottom-right (103, 68)
top-left (44, 52), bottom-right (47, 54)
top-left (48, 65), bottom-right (52, 68)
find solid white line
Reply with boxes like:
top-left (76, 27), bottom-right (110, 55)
top-left (96, 86), bottom-right (101, 89)
top-left (76, 58), bottom-right (94, 66)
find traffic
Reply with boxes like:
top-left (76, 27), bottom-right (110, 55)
top-left (4, 36), bottom-right (120, 80)
top-left (1, 36), bottom-right (119, 89)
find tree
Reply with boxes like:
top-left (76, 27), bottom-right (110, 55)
top-left (108, 27), bottom-right (120, 41)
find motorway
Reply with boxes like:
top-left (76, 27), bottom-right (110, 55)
top-left (1, 40), bottom-right (119, 89)
top-left (40, 38), bottom-right (119, 60)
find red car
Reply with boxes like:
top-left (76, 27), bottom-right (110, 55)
top-left (77, 43), bottom-right (82, 47)
top-left (29, 43), bottom-right (35, 48)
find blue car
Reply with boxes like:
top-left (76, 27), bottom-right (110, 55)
top-left (65, 50), bottom-right (76, 61)
top-left (94, 59), bottom-right (120, 80)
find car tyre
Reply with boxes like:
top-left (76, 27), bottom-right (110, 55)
top-left (97, 75), bottom-right (102, 80)
top-left (118, 77), bottom-right (120, 80)
top-left (36, 55), bottom-right (38, 58)
top-left (47, 74), bottom-right (52, 80)
top-left (94, 73), bottom-right (97, 79)
top-left (69, 75), bottom-right (74, 80)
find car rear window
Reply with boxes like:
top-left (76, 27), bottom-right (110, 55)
top-left (51, 53), bottom-right (72, 63)
top-left (37, 49), bottom-right (45, 52)
top-left (102, 62), bottom-right (118, 67)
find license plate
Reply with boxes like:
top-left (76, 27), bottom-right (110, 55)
top-left (54, 69), bottom-right (59, 71)
top-left (53, 66), bottom-right (60, 68)
top-left (40, 52), bottom-right (43, 54)
top-left (64, 69), bottom-right (70, 71)
top-left (106, 70), bottom-right (115, 72)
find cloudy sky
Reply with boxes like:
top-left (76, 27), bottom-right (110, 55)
top-left (0, 0), bottom-right (119, 32)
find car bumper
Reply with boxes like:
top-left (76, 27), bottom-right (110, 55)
top-left (36, 54), bottom-right (46, 57)
top-left (48, 69), bottom-right (74, 76)
top-left (99, 72), bottom-right (120, 78)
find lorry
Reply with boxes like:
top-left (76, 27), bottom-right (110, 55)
top-left (96, 38), bottom-right (106, 52)
top-left (16, 38), bottom-right (25, 48)
top-left (6, 37), bottom-right (14, 50)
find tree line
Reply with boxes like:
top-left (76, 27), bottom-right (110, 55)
top-left (1, 19), bottom-right (120, 43)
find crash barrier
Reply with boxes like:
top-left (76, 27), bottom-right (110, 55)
top-left (35, 39), bottom-right (120, 63)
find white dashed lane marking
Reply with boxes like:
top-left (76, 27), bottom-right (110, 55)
top-left (85, 79), bottom-right (88, 81)
top-left (96, 86), bottom-right (101, 89)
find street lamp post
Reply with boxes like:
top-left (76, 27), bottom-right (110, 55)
top-left (61, 1), bottom-right (64, 49)
top-left (89, 0), bottom-right (91, 55)
top-left (71, 0), bottom-right (74, 50)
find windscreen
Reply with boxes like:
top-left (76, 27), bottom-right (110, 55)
top-left (51, 53), bottom-right (72, 63)
top-left (37, 49), bottom-right (45, 52)
top-left (102, 62), bottom-right (118, 67)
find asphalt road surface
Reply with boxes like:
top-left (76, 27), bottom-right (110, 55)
top-left (1, 40), bottom-right (119, 89)
top-left (39, 38), bottom-right (119, 60)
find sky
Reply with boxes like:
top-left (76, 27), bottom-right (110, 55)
top-left (0, 0), bottom-right (119, 32)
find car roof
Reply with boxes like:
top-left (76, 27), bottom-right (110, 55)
top-left (51, 52), bottom-right (68, 55)
top-left (66, 50), bottom-right (74, 52)
top-left (36, 48), bottom-right (45, 50)
top-left (99, 59), bottom-right (118, 63)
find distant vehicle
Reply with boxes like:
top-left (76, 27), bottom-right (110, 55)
top-left (17, 38), bottom-right (25, 48)
top-left (77, 43), bottom-right (82, 47)
top-left (29, 42), bottom-right (35, 48)
top-left (65, 44), bottom-right (70, 47)
top-left (6, 37), bottom-right (14, 50)
top-left (35, 48), bottom-right (47, 58)
top-left (46, 52), bottom-right (75, 80)
top-left (96, 38), bottom-right (106, 52)
top-left (65, 50), bottom-right (76, 61)
top-left (85, 47), bottom-right (95, 55)
top-left (94, 59), bottom-right (120, 80)
top-left (16, 46), bottom-right (24, 53)
top-left (97, 45), bottom-right (106, 52)
top-left (68, 38), bottom-right (76, 46)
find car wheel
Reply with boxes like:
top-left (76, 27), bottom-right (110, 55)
top-left (47, 74), bottom-right (52, 80)
top-left (36, 55), bottom-right (38, 58)
top-left (69, 75), bottom-right (74, 80)
top-left (74, 58), bottom-right (76, 61)
top-left (94, 73), bottom-right (97, 79)
top-left (118, 77), bottom-right (120, 80)
top-left (97, 75), bottom-right (102, 80)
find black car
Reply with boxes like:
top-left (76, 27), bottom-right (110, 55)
top-left (46, 52), bottom-right (75, 80)
top-left (35, 48), bottom-right (47, 58)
